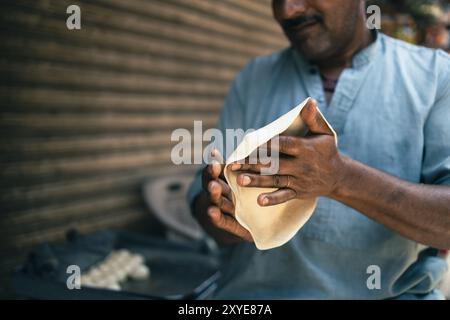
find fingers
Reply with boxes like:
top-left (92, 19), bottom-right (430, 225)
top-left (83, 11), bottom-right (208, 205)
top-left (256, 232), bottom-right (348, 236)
top-left (210, 149), bottom-right (226, 180)
top-left (257, 188), bottom-right (297, 206)
top-left (207, 179), bottom-right (221, 202)
top-left (209, 148), bottom-right (224, 164)
top-left (277, 136), bottom-right (304, 156)
top-left (208, 206), bottom-right (253, 242)
top-left (202, 150), bottom-right (235, 215)
top-left (202, 160), bottom-right (224, 190)
top-left (229, 157), bottom-right (291, 175)
top-left (229, 162), bottom-right (272, 173)
top-left (236, 173), bottom-right (294, 189)
top-left (207, 180), bottom-right (234, 215)
top-left (217, 196), bottom-right (235, 215)
top-left (230, 136), bottom-right (303, 157)
top-left (209, 161), bottom-right (223, 179)
top-left (216, 178), bottom-right (232, 200)
top-left (202, 148), bottom-right (225, 187)
top-left (207, 179), bottom-right (231, 203)
top-left (300, 99), bottom-right (333, 136)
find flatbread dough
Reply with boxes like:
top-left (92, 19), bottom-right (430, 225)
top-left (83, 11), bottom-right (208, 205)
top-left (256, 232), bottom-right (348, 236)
top-left (224, 98), bottom-right (337, 250)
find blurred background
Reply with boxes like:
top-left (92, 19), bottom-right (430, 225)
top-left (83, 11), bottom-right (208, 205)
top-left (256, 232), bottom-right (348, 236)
top-left (369, 0), bottom-right (449, 49)
top-left (0, 0), bottom-right (449, 298)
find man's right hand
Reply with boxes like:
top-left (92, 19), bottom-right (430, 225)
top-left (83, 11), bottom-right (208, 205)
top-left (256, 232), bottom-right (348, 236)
top-left (193, 152), bottom-right (253, 245)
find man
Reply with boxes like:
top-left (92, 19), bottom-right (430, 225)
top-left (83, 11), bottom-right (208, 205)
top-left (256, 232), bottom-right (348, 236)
top-left (188, 0), bottom-right (450, 299)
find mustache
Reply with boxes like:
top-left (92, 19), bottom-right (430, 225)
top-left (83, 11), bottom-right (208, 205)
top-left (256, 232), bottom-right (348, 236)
top-left (281, 14), bottom-right (323, 30)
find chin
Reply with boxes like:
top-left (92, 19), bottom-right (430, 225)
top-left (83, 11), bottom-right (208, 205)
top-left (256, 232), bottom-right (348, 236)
top-left (295, 45), bottom-right (331, 62)
top-left (292, 38), bottom-right (334, 63)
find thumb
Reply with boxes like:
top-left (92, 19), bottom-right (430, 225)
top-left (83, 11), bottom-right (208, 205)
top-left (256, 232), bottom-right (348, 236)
top-left (300, 99), bottom-right (333, 136)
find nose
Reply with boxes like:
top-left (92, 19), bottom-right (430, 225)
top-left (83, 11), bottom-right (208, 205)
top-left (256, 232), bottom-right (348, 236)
top-left (275, 0), bottom-right (308, 20)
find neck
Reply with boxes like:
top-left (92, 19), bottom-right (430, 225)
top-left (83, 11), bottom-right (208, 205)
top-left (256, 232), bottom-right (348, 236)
top-left (318, 27), bottom-right (373, 80)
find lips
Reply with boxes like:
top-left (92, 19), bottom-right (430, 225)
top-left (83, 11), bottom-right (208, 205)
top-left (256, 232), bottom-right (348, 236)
top-left (290, 19), bottom-right (319, 32)
top-left (281, 14), bottom-right (324, 40)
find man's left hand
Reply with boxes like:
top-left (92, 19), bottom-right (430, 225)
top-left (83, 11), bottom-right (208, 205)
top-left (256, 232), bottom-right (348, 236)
top-left (230, 99), bottom-right (346, 207)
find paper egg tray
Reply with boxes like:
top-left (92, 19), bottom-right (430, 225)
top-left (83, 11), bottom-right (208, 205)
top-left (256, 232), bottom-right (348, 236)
top-left (12, 230), bottom-right (220, 299)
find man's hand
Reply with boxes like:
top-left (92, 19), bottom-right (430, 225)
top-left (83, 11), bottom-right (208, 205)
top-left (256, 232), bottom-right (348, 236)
top-left (193, 150), bottom-right (253, 244)
top-left (230, 99), bottom-right (344, 207)
top-left (229, 99), bottom-right (450, 249)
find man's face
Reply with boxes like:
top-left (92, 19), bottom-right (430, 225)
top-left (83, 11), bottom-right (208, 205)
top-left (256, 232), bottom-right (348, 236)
top-left (272, 0), bottom-right (364, 62)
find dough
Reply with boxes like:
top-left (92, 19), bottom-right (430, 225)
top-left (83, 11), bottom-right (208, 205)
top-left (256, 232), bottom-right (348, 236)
top-left (129, 264), bottom-right (150, 280)
top-left (106, 283), bottom-right (121, 291)
top-left (224, 98), bottom-right (337, 250)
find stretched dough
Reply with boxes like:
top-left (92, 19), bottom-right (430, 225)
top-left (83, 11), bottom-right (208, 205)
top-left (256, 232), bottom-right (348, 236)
top-left (224, 98), bottom-right (337, 250)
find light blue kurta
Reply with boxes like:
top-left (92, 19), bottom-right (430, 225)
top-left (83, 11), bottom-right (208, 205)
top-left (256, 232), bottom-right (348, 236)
top-left (187, 32), bottom-right (450, 299)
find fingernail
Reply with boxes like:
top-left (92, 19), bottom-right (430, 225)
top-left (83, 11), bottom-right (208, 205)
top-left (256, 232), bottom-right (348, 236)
top-left (208, 207), bottom-right (219, 219)
top-left (208, 181), bottom-right (217, 191)
top-left (211, 162), bottom-right (220, 174)
top-left (231, 163), bottom-right (241, 171)
top-left (240, 175), bottom-right (251, 186)
top-left (261, 196), bottom-right (269, 206)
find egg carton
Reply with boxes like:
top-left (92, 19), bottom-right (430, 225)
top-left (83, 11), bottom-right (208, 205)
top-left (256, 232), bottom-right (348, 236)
top-left (12, 230), bottom-right (220, 299)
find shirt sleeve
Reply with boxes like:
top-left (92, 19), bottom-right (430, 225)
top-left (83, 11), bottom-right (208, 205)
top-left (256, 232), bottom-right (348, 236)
top-left (421, 50), bottom-right (450, 186)
top-left (186, 65), bottom-right (249, 209)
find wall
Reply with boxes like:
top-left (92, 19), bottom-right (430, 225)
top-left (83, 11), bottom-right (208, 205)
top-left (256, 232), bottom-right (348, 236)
top-left (0, 0), bottom-right (287, 296)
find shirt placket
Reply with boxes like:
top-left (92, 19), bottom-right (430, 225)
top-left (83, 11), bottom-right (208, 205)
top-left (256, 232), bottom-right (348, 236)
top-left (326, 61), bottom-right (375, 136)
top-left (291, 50), bottom-right (327, 114)
top-left (292, 37), bottom-right (379, 137)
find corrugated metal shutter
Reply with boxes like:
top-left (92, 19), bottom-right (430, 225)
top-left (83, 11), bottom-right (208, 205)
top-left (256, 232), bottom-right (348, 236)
top-left (0, 0), bottom-right (287, 295)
